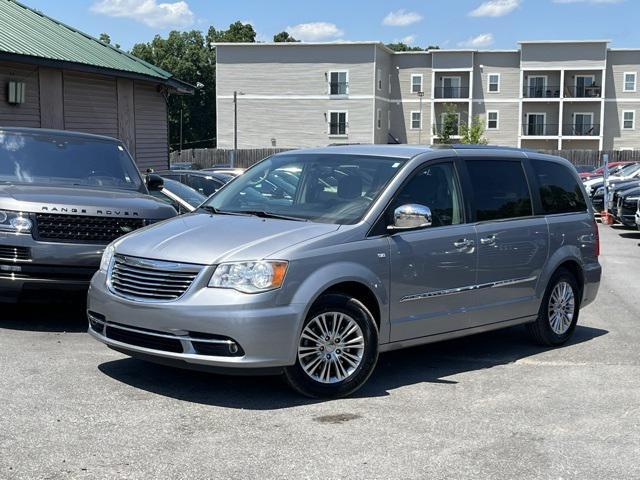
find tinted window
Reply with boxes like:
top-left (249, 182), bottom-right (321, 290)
top-left (162, 178), bottom-right (206, 208)
top-left (466, 160), bottom-right (532, 221)
top-left (392, 162), bottom-right (463, 227)
top-left (531, 160), bottom-right (587, 214)
top-left (187, 175), bottom-right (224, 196)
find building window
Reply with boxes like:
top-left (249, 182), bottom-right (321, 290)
top-left (329, 71), bottom-right (348, 95)
top-left (411, 111), bottom-right (421, 130)
top-left (487, 111), bottom-right (499, 130)
top-left (328, 111), bottom-right (348, 136)
top-left (623, 110), bottom-right (635, 130)
top-left (623, 72), bottom-right (637, 92)
top-left (488, 73), bottom-right (500, 93)
top-left (377, 108), bottom-right (382, 129)
top-left (377, 68), bottom-right (382, 90)
top-left (411, 74), bottom-right (423, 94)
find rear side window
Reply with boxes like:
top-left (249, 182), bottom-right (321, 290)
top-left (465, 160), bottom-right (533, 221)
top-left (531, 160), bottom-right (587, 214)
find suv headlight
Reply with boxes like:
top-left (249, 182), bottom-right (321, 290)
top-left (208, 260), bottom-right (288, 293)
top-left (0, 210), bottom-right (32, 233)
top-left (99, 244), bottom-right (115, 273)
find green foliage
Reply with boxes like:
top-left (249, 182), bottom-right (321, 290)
top-left (459, 115), bottom-right (488, 145)
top-left (435, 104), bottom-right (460, 144)
top-left (386, 43), bottom-right (439, 52)
top-left (273, 31), bottom-right (299, 42)
top-left (130, 22), bottom-right (256, 149)
top-left (99, 32), bottom-right (120, 49)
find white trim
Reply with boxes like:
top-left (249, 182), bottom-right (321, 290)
top-left (376, 108), bottom-right (382, 130)
top-left (432, 68), bottom-right (473, 72)
top-left (327, 70), bottom-right (349, 96)
top-left (487, 73), bottom-right (501, 93)
top-left (527, 75), bottom-right (548, 95)
top-left (410, 73), bottom-right (423, 94)
top-left (524, 112), bottom-right (547, 136)
top-left (218, 94), bottom-right (374, 100)
top-left (410, 110), bottom-right (422, 130)
top-left (441, 75), bottom-right (462, 99)
top-left (605, 98), bottom-right (640, 103)
top-left (487, 110), bottom-right (499, 130)
top-left (327, 110), bottom-right (348, 136)
top-left (623, 72), bottom-right (637, 92)
top-left (622, 110), bottom-right (635, 130)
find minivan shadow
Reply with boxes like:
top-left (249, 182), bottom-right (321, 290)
top-left (98, 324), bottom-right (607, 410)
top-left (0, 301), bottom-right (88, 333)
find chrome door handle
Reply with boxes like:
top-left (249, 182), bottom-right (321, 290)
top-left (480, 235), bottom-right (496, 246)
top-left (453, 238), bottom-right (474, 249)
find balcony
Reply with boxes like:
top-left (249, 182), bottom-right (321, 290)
top-left (564, 85), bottom-right (602, 99)
top-left (521, 124), bottom-right (559, 136)
top-left (523, 85), bottom-right (561, 99)
top-left (434, 86), bottom-right (470, 99)
top-left (562, 123), bottom-right (600, 136)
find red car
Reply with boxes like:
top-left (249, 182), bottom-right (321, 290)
top-left (579, 161), bottom-right (637, 181)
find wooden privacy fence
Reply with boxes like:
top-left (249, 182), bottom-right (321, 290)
top-left (170, 148), bottom-right (640, 169)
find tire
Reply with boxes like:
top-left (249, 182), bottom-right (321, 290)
top-left (527, 268), bottom-right (581, 346)
top-left (283, 293), bottom-right (379, 398)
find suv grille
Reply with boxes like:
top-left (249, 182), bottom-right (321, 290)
top-left (108, 255), bottom-right (202, 301)
top-left (34, 213), bottom-right (145, 244)
top-left (0, 245), bottom-right (30, 261)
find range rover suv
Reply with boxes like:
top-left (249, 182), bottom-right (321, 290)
top-left (0, 127), bottom-right (176, 302)
top-left (88, 145), bottom-right (601, 398)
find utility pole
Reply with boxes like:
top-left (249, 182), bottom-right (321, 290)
top-left (233, 90), bottom-right (238, 168)
top-left (417, 91), bottom-right (425, 144)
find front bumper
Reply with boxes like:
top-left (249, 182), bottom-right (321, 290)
top-left (0, 232), bottom-right (103, 301)
top-left (87, 271), bottom-right (306, 370)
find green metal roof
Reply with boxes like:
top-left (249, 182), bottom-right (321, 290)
top-left (0, 0), bottom-right (191, 90)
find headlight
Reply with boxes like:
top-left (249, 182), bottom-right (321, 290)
top-left (208, 260), bottom-right (288, 293)
top-left (0, 210), bottom-right (32, 233)
top-left (99, 244), bottom-right (115, 273)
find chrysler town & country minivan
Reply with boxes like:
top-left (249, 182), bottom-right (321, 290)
top-left (88, 145), bottom-right (601, 398)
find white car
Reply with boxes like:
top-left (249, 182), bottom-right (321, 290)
top-left (583, 163), bottom-right (640, 196)
top-left (635, 198), bottom-right (640, 230)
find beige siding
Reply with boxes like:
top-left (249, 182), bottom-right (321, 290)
top-left (0, 61), bottom-right (40, 127)
top-left (562, 139), bottom-right (600, 149)
top-left (374, 47), bottom-right (393, 144)
top-left (392, 53), bottom-right (432, 100)
top-left (134, 81), bottom-right (168, 170)
top-left (602, 102), bottom-right (640, 150)
top-left (606, 51), bottom-right (640, 99)
top-left (63, 71), bottom-right (118, 137)
top-left (472, 101), bottom-right (519, 146)
top-left (521, 139), bottom-right (560, 150)
top-left (403, 103), bottom-right (431, 144)
top-left (521, 42), bottom-right (607, 69)
top-left (473, 52), bottom-right (520, 99)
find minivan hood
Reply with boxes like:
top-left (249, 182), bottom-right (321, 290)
top-left (114, 213), bottom-right (340, 265)
top-left (0, 184), bottom-right (175, 219)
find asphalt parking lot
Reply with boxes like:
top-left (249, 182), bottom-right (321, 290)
top-left (1, 224), bottom-right (639, 480)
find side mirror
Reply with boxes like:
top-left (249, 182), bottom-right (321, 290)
top-left (388, 204), bottom-right (432, 231)
top-left (146, 174), bottom-right (164, 192)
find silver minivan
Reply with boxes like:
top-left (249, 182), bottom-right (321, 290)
top-left (88, 145), bottom-right (601, 398)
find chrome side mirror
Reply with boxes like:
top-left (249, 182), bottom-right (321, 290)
top-left (388, 204), bottom-right (432, 230)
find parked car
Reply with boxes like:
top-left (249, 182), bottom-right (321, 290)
top-left (592, 179), bottom-right (640, 213)
top-left (584, 162), bottom-right (640, 196)
top-left (636, 199), bottom-right (640, 230)
top-left (580, 161), bottom-right (636, 181)
top-left (574, 164), bottom-right (595, 175)
top-left (155, 170), bottom-right (235, 196)
top-left (614, 186), bottom-right (640, 227)
top-left (0, 127), bottom-right (176, 303)
top-left (169, 162), bottom-right (201, 171)
top-left (87, 145), bottom-right (601, 398)
top-left (201, 167), bottom-right (246, 177)
top-left (149, 177), bottom-right (206, 214)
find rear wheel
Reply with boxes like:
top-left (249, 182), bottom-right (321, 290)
top-left (527, 268), bottom-right (581, 346)
top-left (284, 294), bottom-right (378, 398)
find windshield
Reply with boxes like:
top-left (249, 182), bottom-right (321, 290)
top-left (204, 154), bottom-right (406, 224)
top-left (162, 178), bottom-right (206, 208)
top-left (0, 131), bottom-right (143, 191)
top-left (618, 163), bottom-right (640, 177)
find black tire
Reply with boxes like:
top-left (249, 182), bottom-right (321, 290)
top-left (527, 268), bottom-right (581, 346)
top-left (283, 294), bottom-right (379, 399)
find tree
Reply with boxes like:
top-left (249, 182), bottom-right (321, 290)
top-left (130, 22), bottom-right (256, 149)
top-left (273, 31), bottom-right (299, 42)
top-left (459, 115), bottom-right (488, 144)
top-left (386, 42), bottom-right (424, 52)
top-left (99, 32), bottom-right (120, 49)
top-left (435, 104), bottom-right (461, 144)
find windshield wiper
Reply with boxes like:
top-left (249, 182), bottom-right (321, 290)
top-left (197, 205), bottom-right (249, 216)
top-left (232, 210), bottom-right (308, 222)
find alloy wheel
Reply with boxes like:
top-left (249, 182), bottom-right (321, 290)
top-left (548, 281), bottom-right (575, 335)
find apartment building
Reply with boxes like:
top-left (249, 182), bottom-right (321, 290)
top-left (214, 40), bottom-right (640, 151)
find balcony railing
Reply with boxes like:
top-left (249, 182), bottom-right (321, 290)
top-left (564, 85), bottom-right (602, 98)
top-left (523, 85), bottom-right (561, 98)
top-left (562, 124), bottom-right (601, 136)
top-left (434, 87), bottom-right (470, 99)
top-left (329, 82), bottom-right (348, 95)
top-left (521, 124), bottom-right (559, 136)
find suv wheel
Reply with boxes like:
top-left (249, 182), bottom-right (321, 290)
top-left (527, 268), bottom-right (580, 346)
top-left (284, 294), bottom-right (379, 398)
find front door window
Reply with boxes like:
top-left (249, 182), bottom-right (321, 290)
top-left (575, 76), bottom-right (595, 98)
top-left (528, 77), bottom-right (546, 98)
top-left (574, 113), bottom-right (593, 136)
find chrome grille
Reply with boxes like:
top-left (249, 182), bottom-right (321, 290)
top-left (0, 245), bottom-right (30, 261)
top-left (108, 255), bottom-right (202, 301)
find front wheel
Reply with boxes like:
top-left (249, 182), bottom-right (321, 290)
top-left (527, 268), bottom-right (581, 346)
top-left (284, 294), bottom-right (379, 398)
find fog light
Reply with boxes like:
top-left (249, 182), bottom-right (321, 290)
top-left (229, 343), bottom-right (239, 354)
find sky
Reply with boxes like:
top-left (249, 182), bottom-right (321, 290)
top-left (22, 0), bottom-right (640, 50)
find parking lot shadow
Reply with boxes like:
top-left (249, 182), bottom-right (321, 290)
top-left (98, 324), bottom-right (607, 409)
top-left (0, 301), bottom-right (88, 333)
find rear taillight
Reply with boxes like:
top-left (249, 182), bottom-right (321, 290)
top-left (593, 219), bottom-right (600, 257)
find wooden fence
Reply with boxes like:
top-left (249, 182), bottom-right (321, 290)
top-left (170, 148), bottom-right (640, 169)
